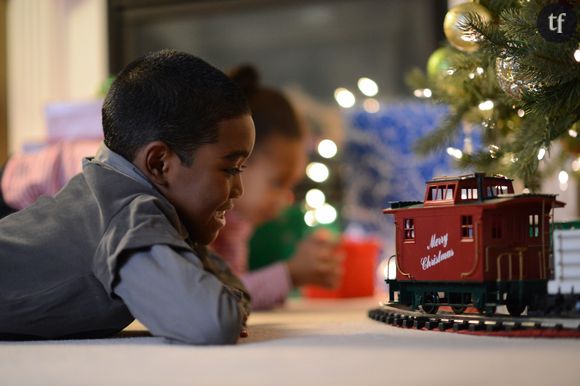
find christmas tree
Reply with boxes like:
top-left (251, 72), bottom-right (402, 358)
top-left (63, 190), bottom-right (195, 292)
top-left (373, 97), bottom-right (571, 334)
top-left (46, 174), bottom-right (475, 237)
top-left (406, 0), bottom-right (579, 191)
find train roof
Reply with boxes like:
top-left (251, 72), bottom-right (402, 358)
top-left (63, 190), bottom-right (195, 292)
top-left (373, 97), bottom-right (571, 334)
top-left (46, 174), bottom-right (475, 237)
top-left (426, 172), bottom-right (512, 184)
top-left (384, 193), bottom-right (565, 213)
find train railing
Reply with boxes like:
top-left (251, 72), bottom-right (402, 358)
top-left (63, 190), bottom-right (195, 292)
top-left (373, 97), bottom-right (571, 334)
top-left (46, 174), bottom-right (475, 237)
top-left (495, 247), bottom-right (525, 281)
top-left (485, 245), bottom-right (546, 281)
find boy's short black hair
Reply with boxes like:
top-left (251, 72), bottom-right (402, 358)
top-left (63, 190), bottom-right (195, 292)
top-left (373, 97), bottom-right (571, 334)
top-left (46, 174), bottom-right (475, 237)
top-left (103, 49), bottom-right (250, 165)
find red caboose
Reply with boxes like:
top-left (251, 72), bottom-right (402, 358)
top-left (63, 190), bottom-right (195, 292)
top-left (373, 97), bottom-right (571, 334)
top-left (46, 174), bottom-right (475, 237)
top-left (384, 173), bottom-right (564, 316)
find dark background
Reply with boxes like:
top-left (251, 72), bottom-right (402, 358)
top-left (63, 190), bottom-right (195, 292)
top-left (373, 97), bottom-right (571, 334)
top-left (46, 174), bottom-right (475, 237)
top-left (108, 0), bottom-right (446, 103)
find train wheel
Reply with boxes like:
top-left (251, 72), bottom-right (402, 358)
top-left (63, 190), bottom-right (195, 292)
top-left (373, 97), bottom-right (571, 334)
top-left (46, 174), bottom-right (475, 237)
top-left (420, 292), bottom-right (439, 314)
top-left (506, 294), bottom-right (526, 317)
top-left (477, 306), bottom-right (496, 316)
top-left (449, 293), bottom-right (467, 314)
top-left (451, 306), bottom-right (467, 314)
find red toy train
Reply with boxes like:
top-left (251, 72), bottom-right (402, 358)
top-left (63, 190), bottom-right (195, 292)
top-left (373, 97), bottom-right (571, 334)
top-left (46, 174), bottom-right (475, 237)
top-left (384, 173), bottom-right (564, 316)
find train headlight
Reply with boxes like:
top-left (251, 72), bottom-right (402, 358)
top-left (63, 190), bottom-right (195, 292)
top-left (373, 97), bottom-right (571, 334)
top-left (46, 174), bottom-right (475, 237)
top-left (387, 259), bottom-right (397, 280)
top-left (378, 257), bottom-right (398, 280)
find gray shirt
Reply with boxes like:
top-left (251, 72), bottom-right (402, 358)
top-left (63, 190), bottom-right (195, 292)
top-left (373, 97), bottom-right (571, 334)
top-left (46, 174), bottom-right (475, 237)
top-left (94, 144), bottom-right (248, 344)
top-left (0, 143), bottom-right (248, 344)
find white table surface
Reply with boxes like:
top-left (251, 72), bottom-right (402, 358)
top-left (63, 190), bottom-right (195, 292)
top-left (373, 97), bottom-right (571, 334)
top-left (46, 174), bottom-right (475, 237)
top-left (1, 296), bottom-right (579, 386)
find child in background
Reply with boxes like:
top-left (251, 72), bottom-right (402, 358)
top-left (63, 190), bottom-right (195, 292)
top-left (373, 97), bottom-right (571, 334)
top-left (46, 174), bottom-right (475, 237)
top-left (0, 50), bottom-right (253, 344)
top-left (0, 139), bottom-right (101, 215)
top-left (211, 65), bottom-right (343, 310)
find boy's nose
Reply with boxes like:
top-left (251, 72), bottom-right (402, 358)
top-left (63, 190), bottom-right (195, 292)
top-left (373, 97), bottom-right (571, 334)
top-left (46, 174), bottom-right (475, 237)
top-left (231, 174), bottom-right (244, 199)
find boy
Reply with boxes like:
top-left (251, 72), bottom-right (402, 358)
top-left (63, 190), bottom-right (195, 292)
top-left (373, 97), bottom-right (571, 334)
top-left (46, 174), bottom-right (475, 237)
top-left (0, 50), bottom-right (254, 344)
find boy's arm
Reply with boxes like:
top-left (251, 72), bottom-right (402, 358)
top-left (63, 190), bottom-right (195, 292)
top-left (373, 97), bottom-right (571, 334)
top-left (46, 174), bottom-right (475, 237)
top-left (114, 244), bottom-right (246, 345)
top-left (196, 245), bottom-right (251, 318)
top-left (200, 248), bottom-right (251, 335)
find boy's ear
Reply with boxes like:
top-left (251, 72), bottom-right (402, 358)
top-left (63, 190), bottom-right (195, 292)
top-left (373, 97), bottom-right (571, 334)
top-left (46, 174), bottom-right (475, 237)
top-left (136, 141), bottom-right (173, 186)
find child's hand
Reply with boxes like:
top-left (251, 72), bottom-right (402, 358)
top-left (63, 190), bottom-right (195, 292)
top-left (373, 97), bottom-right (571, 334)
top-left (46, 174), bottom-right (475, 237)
top-left (286, 228), bottom-right (344, 288)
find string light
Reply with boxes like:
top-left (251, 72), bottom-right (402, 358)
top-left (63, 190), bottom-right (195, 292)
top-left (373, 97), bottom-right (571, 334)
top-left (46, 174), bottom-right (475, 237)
top-left (559, 170), bottom-right (569, 191)
top-left (488, 144), bottom-right (499, 158)
top-left (537, 147), bottom-right (546, 160)
top-left (334, 88), bottom-right (355, 108)
top-left (317, 139), bottom-right (338, 159)
top-left (314, 203), bottom-right (337, 224)
top-left (559, 170), bottom-right (569, 184)
top-left (305, 189), bottom-right (326, 209)
top-left (568, 129), bottom-right (578, 138)
top-left (413, 88), bottom-right (432, 98)
top-left (517, 109), bottom-right (525, 117)
top-left (575, 48), bottom-right (580, 62)
top-left (478, 100), bottom-right (494, 111)
top-left (306, 162), bottom-right (329, 182)
top-left (357, 77), bottom-right (379, 97)
top-left (446, 147), bottom-right (463, 159)
top-left (304, 210), bottom-right (316, 227)
top-left (572, 157), bottom-right (580, 172)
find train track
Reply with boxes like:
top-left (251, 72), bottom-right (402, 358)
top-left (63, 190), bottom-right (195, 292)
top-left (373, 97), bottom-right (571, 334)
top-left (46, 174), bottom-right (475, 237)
top-left (368, 304), bottom-right (580, 337)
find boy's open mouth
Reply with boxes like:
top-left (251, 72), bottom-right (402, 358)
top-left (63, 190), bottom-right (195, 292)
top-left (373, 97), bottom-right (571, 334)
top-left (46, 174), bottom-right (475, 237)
top-left (214, 207), bottom-right (230, 227)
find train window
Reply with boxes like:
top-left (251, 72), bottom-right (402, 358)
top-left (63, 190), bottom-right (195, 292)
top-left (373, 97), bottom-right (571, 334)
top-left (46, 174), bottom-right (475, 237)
top-left (428, 187), bottom-right (437, 200)
top-left (403, 218), bottom-right (415, 240)
top-left (486, 185), bottom-right (509, 198)
top-left (445, 185), bottom-right (454, 200)
top-left (461, 215), bottom-right (473, 239)
top-left (529, 214), bottom-right (539, 238)
top-left (460, 188), bottom-right (478, 200)
top-left (428, 185), bottom-right (454, 201)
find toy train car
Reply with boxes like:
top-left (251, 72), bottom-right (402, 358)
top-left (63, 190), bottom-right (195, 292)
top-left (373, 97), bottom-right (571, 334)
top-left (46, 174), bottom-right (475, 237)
top-left (548, 224), bottom-right (580, 314)
top-left (384, 173), bottom-right (565, 316)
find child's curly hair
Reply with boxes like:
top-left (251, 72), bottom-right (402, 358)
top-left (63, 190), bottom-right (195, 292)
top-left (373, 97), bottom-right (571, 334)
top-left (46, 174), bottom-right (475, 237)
top-left (229, 65), bottom-right (305, 149)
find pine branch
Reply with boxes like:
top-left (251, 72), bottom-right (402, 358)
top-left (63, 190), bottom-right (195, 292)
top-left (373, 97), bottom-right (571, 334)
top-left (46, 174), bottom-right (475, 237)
top-left (414, 104), bottom-right (470, 155)
top-left (409, 0), bottom-right (580, 187)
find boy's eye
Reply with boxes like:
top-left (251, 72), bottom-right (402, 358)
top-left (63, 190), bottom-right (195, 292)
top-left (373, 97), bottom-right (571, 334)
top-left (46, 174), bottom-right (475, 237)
top-left (225, 166), bottom-right (245, 176)
top-left (226, 168), bottom-right (241, 176)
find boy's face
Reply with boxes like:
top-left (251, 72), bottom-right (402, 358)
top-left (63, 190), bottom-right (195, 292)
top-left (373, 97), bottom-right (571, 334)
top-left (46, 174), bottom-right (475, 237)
top-left (235, 135), bottom-right (306, 226)
top-left (164, 115), bottom-right (255, 244)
